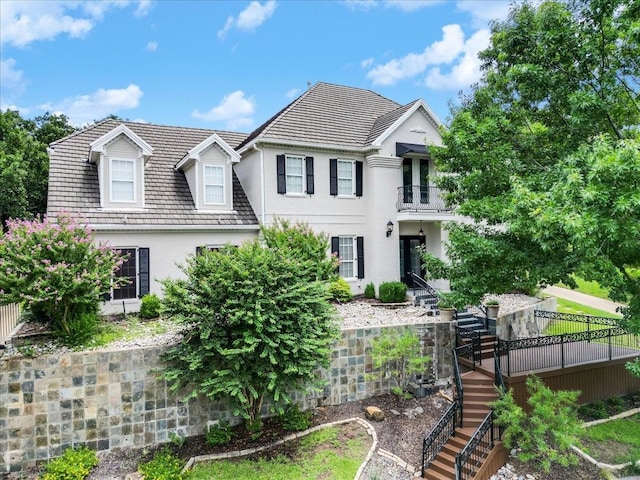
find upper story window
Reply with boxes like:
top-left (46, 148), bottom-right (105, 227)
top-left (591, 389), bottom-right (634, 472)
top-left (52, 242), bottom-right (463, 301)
top-left (204, 165), bottom-right (224, 204)
top-left (286, 155), bottom-right (304, 193)
top-left (337, 160), bottom-right (355, 196)
top-left (110, 158), bottom-right (136, 202)
top-left (330, 158), bottom-right (363, 197)
top-left (277, 154), bottom-right (314, 195)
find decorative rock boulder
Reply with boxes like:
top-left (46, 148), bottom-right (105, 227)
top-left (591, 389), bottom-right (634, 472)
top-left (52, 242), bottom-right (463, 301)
top-left (365, 406), bottom-right (385, 422)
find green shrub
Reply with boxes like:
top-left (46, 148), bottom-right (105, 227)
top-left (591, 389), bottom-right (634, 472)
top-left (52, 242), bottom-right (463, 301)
top-left (368, 328), bottom-right (431, 394)
top-left (578, 401), bottom-right (608, 420)
top-left (378, 281), bottom-right (407, 303)
top-left (138, 447), bottom-right (183, 480)
top-left (55, 309), bottom-right (100, 347)
top-left (140, 293), bottom-right (162, 319)
top-left (491, 376), bottom-right (582, 472)
top-left (364, 282), bottom-right (376, 299)
top-left (42, 446), bottom-right (98, 480)
top-left (279, 403), bottom-right (312, 432)
top-left (205, 422), bottom-right (233, 446)
top-left (329, 277), bottom-right (353, 302)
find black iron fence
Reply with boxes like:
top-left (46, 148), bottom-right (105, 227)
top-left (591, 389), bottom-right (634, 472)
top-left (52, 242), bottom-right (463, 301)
top-left (397, 185), bottom-right (452, 211)
top-left (421, 399), bottom-right (461, 477)
top-left (455, 411), bottom-right (498, 480)
top-left (497, 314), bottom-right (640, 376)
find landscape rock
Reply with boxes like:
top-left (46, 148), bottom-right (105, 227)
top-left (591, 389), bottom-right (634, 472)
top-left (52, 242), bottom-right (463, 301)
top-left (365, 406), bottom-right (385, 421)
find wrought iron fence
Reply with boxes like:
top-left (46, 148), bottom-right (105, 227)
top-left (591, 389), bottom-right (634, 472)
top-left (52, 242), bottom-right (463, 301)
top-left (455, 411), bottom-right (497, 480)
top-left (456, 327), bottom-right (482, 365)
top-left (421, 398), bottom-right (461, 477)
top-left (396, 185), bottom-right (453, 211)
top-left (496, 326), bottom-right (640, 376)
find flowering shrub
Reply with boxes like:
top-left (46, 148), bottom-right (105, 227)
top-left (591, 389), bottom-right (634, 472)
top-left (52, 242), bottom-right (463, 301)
top-left (0, 214), bottom-right (125, 343)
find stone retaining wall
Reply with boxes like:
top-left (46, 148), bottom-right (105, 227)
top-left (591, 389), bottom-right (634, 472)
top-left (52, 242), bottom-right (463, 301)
top-left (0, 320), bottom-right (454, 473)
top-left (495, 297), bottom-right (557, 340)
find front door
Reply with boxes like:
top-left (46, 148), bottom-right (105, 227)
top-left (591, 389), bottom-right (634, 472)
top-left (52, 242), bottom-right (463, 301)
top-left (399, 236), bottom-right (426, 286)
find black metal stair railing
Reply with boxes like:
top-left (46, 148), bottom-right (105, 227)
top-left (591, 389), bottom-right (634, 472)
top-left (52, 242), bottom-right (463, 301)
top-left (455, 411), bottom-right (497, 480)
top-left (421, 347), bottom-right (464, 476)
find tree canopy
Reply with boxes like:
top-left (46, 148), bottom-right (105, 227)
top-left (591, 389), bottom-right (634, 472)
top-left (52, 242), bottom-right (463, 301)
top-left (0, 110), bottom-right (76, 229)
top-left (424, 0), bottom-right (640, 342)
top-left (161, 221), bottom-right (339, 429)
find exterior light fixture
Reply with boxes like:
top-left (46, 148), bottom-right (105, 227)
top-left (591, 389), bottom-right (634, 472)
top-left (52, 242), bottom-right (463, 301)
top-left (386, 220), bottom-right (394, 237)
top-left (419, 221), bottom-right (424, 238)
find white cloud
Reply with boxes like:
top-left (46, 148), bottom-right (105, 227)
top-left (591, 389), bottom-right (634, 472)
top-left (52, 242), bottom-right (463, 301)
top-left (1, 1), bottom-right (152, 47)
top-left (456, 1), bottom-right (513, 28)
top-left (192, 90), bottom-right (256, 130)
top-left (366, 24), bottom-right (465, 85)
top-left (133, 0), bottom-right (153, 18)
top-left (424, 29), bottom-right (491, 90)
top-left (218, 1), bottom-right (276, 39)
top-left (217, 16), bottom-right (235, 40)
top-left (145, 41), bottom-right (157, 51)
top-left (0, 57), bottom-right (25, 95)
top-left (384, 0), bottom-right (444, 12)
top-left (360, 57), bottom-right (374, 69)
top-left (286, 88), bottom-right (301, 99)
top-left (38, 84), bottom-right (143, 126)
top-left (343, 1), bottom-right (377, 11)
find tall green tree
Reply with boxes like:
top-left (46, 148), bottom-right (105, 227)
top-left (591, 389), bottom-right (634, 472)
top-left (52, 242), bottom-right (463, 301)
top-left (0, 110), bottom-right (75, 229)
top-left (424, 1), bottom-right (640, 347)
top-left (161, 222), bottom-right (339, 429)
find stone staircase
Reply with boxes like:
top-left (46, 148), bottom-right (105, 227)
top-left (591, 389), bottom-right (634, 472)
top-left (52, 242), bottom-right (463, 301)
top-left (423, 371), bottom-right (500, 480)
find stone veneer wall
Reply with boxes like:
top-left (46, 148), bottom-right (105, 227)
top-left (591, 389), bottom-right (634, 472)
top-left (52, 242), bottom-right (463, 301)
top-left (495, 297), bottom-right (557, 340)
top-left (0, 320), bottom-right (455, 473)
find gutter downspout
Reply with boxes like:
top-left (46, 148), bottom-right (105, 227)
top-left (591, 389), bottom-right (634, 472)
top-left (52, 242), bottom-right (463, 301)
top-left (253, 144), bottom-right (266, 224)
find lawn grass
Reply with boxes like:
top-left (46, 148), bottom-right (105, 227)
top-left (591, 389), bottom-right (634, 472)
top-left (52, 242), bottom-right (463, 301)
top-left (184, 423), bottom-right (371, 480)
top-left (581, 414), bottom-right (640, 464)
top-left (557, 276), bottom-right (612, 301)
top-left (555, 297), bottom-right (622, 319)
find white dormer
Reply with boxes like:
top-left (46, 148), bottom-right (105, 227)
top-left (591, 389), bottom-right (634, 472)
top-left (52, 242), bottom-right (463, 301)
top-left (89, 124), bottom-right (154, 210)
top-left (175, 134), bottom-right (240, 211)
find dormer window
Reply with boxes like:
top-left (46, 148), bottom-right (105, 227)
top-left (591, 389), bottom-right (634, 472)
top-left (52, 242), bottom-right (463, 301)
top-left (111, 158), bottom-right (136, 202)
top-left (88, 124), bottom-right (154, 210)
top-left (175, 133), bottom-right (240, 211)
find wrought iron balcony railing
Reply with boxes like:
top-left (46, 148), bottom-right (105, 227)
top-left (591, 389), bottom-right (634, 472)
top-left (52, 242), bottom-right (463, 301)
top-left (396, 185), bottom-right (452, 212)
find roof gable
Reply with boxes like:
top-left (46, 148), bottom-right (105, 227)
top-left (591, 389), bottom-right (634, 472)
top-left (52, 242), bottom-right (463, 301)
top-left (370, 99), bottom-right (442, 147)
top-left (88, 123), bottom-right (154, 163)
top-left (175, 133), bottom-right (241, 171)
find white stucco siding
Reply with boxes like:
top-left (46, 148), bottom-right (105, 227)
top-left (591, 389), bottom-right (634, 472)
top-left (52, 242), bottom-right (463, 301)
top-left (94, 229), bottom-right (258, 315)
top-left (234, 148), bottom-right (263, 222)
top-left (377, 109), bottom-right (443, 159)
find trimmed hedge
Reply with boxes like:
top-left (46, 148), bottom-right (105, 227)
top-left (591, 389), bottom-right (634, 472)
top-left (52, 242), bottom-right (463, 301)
top-left (378, 281), bottom-right (407, 303)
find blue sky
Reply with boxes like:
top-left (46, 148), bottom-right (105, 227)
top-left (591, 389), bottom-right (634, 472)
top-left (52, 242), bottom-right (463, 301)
top-left (1, 0), bottom-right (515, 131)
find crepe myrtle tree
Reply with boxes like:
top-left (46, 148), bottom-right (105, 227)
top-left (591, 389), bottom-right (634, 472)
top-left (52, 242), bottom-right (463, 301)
top-left (161, 221), bottom-right (340, 431)
top-left (0, 214), bottom-right (126, 341)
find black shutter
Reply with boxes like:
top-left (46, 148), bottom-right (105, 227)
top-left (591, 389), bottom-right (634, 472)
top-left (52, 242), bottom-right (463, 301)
top-left (101, 291), bottom-right (111, 302)
top-left (356, 237), bottom-right (364, 279)
top-left (277, 154), bottom-right (286, 194)
top-left (196, 246), bottom-right (204, 256)
top-left (138, 247), bottom-right (150, 298)
top-left (355, 161), bottom-right (363, 197)
top-left (331, 237), bottom-right (340, 274)
top-left (305, 156), bottom-right (314, 194)
top-left (329, 158), bottom-right (338, 196)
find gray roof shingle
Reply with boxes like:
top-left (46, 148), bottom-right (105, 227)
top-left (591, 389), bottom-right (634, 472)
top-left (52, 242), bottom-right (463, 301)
top-left (47, 120), bottom-right (258, 227)
top-left (238, 82), bottom-right (403, 149)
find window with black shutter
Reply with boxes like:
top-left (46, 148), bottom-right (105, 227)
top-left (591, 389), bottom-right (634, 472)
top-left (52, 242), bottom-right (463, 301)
top-left (111, 247), bottom-right (150, 300)
top-left (277, 154), bottom-right (314, 194)
top-left (330, 236), bottom-right (364, 279)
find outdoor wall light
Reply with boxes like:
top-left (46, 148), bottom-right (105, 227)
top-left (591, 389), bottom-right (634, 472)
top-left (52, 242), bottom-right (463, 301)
top-left (386, 220), bottom-right (394, 237)
top-left (419, 221), bottom-right (424, 238)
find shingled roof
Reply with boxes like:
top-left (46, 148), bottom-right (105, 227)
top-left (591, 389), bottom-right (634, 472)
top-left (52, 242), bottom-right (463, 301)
top-left (237, 82), bottom-right (405, 150)
top-left (47, 119), bottom-right (258, 228)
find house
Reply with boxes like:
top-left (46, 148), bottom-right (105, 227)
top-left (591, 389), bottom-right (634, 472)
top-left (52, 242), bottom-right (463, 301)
top-left (47, 82), bottom-right (456, 314)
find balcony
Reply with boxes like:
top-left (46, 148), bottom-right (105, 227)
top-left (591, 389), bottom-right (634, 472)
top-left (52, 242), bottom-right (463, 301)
top-left (396, 185), bottom-right (452, 212)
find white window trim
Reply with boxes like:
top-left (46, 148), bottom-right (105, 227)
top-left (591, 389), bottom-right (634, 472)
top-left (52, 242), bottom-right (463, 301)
top-left (109, 157), bottom-right (137, 203)
top-left (337, 159), bottom-right (355, 198)
top-left (285, 154), bottom-right (306, 195)
top-left (338, 236), bottom-right (358, 279)
top-left (203, 165), bottom-right (225, 205)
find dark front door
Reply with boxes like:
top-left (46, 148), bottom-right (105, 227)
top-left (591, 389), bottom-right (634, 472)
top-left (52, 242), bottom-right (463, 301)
top-left (399, 236), bottom-right (426, 287)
